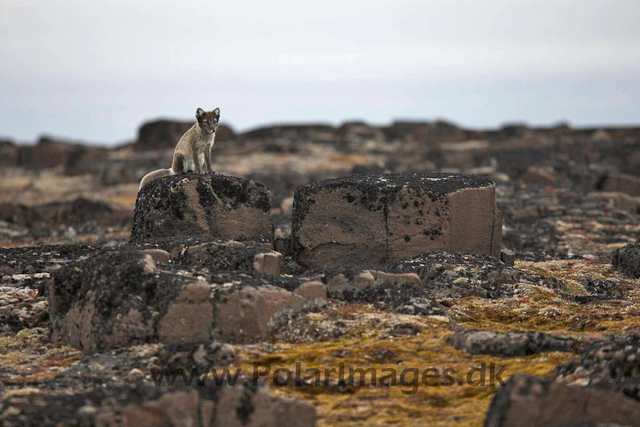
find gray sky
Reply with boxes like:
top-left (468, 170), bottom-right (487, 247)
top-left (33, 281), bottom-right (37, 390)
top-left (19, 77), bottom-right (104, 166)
top-left (1, 0), bottom-right (639, 144)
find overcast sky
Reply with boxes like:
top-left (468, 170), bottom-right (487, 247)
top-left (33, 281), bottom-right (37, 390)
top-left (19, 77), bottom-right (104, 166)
top-left (1, 0), bottom-right (639, 144)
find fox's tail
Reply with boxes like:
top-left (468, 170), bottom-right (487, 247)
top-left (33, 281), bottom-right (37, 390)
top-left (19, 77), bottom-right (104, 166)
top-left (139, 168), bottom-right (174, 190)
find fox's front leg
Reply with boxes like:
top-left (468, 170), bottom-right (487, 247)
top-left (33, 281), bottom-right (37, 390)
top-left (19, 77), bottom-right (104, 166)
top-left (205, 145), bottom-right (214, 173)
top-left (192, 146), bottom-right (202, 173)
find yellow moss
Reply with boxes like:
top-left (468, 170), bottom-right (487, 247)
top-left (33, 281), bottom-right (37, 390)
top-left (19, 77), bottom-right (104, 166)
top-left (232, 305), bottom-right (577, 427)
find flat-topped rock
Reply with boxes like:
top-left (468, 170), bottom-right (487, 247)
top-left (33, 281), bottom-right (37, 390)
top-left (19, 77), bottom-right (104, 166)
top-left (130, 173), bottom-right (273, 244)
top-left (47, 251), bottom-right (322, 352)
top-left (613, 240), bottom-right (640, 278)
top-left (597, 172), bottom-right (640, 196)
top-left (291, 173), bottom-right (502, 269)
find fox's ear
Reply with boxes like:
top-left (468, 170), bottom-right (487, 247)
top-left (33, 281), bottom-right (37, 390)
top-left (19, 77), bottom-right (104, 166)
top-left (213, 108), bottom-right (220, 117)
top-left (196, 108), bottom-right (204, 119)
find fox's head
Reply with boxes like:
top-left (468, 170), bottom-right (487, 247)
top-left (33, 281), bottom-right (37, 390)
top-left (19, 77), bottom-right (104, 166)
top-left (196, 108), bottom-right (220, 134)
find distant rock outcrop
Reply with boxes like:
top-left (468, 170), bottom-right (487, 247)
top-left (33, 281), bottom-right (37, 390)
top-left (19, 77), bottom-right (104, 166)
top-left (130, 173), bottom-right (273, 244)
top-left (447, 330), bottom-right (576, 356)
top-left (241, 124), bottom-right (336, 141)
top-left (291, 173), bottom-right (502, 269)
top-left (136, 119), bottom-right (234, 151)
top-left (0, 139), bottom-right (19, 167)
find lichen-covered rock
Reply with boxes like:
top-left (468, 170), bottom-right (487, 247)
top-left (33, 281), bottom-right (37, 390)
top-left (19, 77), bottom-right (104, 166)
top-left (291, 173), bottom-right (502, 269)
top-left (318, 267), bottom-right (445, 315)
top-left (613, 240), bottom-right (640, 278)
top-left (484, 374), bottom-right (640, 427)
top-left (0, 382), bottom-right (316, 427)
top-left (0, 244), bottom-right (100, 276)
top-left (168, 239), bottom-right (276, 273)
top-left (48, 251), bottom-right (323, 352)
top-left (130, 173), bottom-right (273, 244)
top-left (447, 330), bottom-right (576, 356)
top-left (391, 250), bottom-right (543, 299)
top-left (48, 250), bottom-right (183, 352)
top-left (555, 334), bottom-right (640, 400)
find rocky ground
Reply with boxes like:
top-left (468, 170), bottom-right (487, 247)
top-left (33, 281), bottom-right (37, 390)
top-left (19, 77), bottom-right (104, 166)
top-left (1, 119), bottom-right (640, 426)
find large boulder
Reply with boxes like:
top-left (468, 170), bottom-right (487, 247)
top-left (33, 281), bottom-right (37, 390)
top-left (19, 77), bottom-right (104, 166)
top-left (0, 140), bottom-right (19, 167)
top-left (291, 173), bottom-right (502, 269)
top-left (130, 173), bottom-right (273, 244)
top-left (1, 381), bottom-right (316, 427)
top-left (613, 241), bottom-right (640, 278)
top-left (47, 251), bottom-right (322, 352)
top-left (484, 374), bottom-right (640, 427)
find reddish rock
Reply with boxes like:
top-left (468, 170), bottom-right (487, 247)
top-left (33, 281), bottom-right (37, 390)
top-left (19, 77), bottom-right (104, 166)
top-left (48, 250), bottom-right (316, 352)
top-left (131, 173), bottom-right (273, 244)
top-left (292, 173), bottom-right (502, 269)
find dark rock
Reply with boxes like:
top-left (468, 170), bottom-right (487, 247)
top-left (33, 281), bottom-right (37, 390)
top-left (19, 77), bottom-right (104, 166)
top-left (291, 173), bottom-right (502, 269)
top-left (555, 334), bottom-right (640, 401)
top-left (0, 139), bottom-right (19, 167)
top-left (0, 381), bottom-right (315, 427)
top-left (48, 251), bottom-right (324, 351)
top-left (597, 173), bottom-right (640, 196)
top-left (158, 341), bottom-right (237, 371)
top-left (241, 124), bottom-right (336, 141)
top-left (484, 374), bottom-right (640, 427)
top-left (0, 197), bottom-right (114, 228)
top-left (169, 240), bottom-right (274, 273)
top-left (390, 250), bottom-right (548, 299)
top-left (48, 250), bottom-right (184, 352)
top-left (130, 173), bottom-right (273, 244)
top-left (613, 241), bottom-right (640, 278)
top-left (500, 246), bottom-right (515, 266)
top-left (136, 119), bottom-right (234, 151)
top-left (447, 330), bottom-right (577, 356)
top-left (521, 166), bottom-right (556, 185)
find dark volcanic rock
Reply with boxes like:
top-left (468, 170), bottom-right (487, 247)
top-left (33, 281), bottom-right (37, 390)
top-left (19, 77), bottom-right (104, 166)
top-left (48, 250), bottom-right (323, 351)
top-left (167, 239), bottom-right (275, 273)
top-left (555, 334), bottom-right (640, 401)
top-left (390, 251), bottom-right (546, 299)
top-left (291, 173), bottom-right (502, 269)
top-left (48, 250), bottom-right (187, 352)
top-left (136, 119), bottom-right (234, 151)
top-left (242, 123), bottom-right (336, 140)
top-left (0, 244), bottom-right (100, 276)
top-left (319, 267), bottom-right (445, 315)
top-left (447, 330), bottom-right (577, 356)
top-left (613, 241), bottom-right (640, 278)
top-left (0, 197), bottom-right (114, 228)
top-left (484, 374), bottom-right (640, 427)
top-left (130, 173), bottom-right (273, 244)
top-left (0, 381), bottom-right (315, 427)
